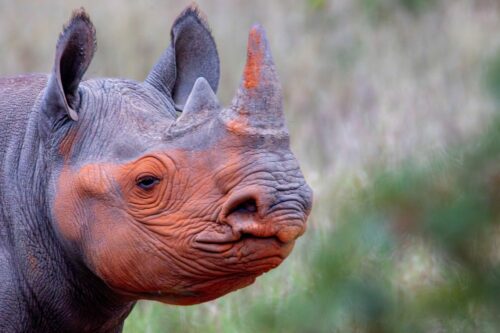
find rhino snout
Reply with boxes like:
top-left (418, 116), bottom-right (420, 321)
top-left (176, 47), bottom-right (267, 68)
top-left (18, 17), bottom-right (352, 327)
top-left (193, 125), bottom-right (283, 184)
top-left (217, 184), bottom-right (311, 244)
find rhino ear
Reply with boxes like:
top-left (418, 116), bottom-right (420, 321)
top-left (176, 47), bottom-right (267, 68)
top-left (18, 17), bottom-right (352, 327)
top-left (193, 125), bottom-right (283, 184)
top-left (146, 4), bottom-right (220, 111)
top-left (41, 8), bottom-right (96, 135)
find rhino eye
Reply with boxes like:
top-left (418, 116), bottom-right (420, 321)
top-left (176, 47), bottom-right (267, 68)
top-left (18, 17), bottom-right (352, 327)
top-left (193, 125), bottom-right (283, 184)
top-left (136, 176), bottom-right (160, 190)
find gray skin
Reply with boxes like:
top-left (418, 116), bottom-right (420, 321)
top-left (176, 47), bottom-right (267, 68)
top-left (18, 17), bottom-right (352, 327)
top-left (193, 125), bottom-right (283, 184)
top-left (0, 6), bottom-right (312, 333)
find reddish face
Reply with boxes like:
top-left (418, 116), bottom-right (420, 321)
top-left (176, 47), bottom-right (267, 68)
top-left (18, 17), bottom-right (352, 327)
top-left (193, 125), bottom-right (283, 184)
top-left (53, 118), bottom-right (312, 304)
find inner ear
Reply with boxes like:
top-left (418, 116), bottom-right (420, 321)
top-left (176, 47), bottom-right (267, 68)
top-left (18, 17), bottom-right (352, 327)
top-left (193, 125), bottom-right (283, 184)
top-left (58, 26), bottom-right (93, 109)
top-left (43, 8), bottom-right (96, 125)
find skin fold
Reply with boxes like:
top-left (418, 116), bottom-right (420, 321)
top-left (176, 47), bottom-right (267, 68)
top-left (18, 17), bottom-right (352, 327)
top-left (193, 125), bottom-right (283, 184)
top-left (0, 5), bottom-right (312, 332)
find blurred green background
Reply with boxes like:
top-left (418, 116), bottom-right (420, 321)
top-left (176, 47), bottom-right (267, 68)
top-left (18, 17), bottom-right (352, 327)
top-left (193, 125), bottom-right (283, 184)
top-left (1, 0), bottom-right (499, 332)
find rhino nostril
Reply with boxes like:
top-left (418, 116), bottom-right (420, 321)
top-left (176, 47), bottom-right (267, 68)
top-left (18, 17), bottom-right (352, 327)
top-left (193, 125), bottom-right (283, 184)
top-left (231, 198), bottom-right (257, 214)
top-left (222, 188), bottom-right (264, 222)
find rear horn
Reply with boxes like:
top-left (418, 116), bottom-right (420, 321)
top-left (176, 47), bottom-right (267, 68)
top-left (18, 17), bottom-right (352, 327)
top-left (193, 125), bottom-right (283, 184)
top-left (177, 77), bottom-right (220, 124)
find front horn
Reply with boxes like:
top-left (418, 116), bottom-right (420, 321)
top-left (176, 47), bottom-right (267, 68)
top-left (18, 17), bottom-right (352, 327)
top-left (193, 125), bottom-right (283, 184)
top-left (228, 24), bottom-right (285, 131)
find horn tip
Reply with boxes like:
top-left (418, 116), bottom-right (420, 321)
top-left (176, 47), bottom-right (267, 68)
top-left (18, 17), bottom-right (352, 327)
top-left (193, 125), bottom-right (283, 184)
top-left (250, 22), bottom-right (266, 33)
top-left (180, 76), bottom-right (219, 117)
top-left (248, 23), bottom-right (269, 47)
top-left (243, 23), bottom-right (273, 90)
top-left (192, 77), bottom-right (216, 97)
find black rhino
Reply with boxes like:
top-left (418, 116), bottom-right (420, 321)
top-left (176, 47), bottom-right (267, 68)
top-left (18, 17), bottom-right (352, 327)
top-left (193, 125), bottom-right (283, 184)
top-left (0, 5), bottom-right (312, 332)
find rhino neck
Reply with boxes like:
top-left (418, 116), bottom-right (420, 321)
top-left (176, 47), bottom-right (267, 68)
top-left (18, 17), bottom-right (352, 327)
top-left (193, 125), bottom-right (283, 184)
top-left (0, 84), bottom-right (135, 333)
top-left (0, 74), bottom-right (47, 246)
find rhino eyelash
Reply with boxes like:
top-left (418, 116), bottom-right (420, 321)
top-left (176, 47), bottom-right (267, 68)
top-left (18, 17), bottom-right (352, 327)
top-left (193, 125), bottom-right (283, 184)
top-left (136, 176), bottom-right (161, 190)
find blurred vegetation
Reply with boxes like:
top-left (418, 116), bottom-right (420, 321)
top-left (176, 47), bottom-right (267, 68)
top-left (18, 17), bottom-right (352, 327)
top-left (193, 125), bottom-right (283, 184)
top-left (361, 0), bottom-right (437, 18)
top-left (1, 0), bottom-right (500, 332)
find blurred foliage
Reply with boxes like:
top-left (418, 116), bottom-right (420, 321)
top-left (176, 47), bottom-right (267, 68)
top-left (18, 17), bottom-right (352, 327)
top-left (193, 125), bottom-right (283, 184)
top-left (308, 0), bottom-right (327, 10)
top-left (361, 0), bottom-right (438, 22)
top-left (396, 0), bottom-right (437, 13)
top-left (485, 53), bottom-right (500, 106)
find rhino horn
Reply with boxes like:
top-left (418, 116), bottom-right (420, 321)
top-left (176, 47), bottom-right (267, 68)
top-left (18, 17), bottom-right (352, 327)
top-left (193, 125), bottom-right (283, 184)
top-left (177, 77), bottom-right (220, 124)
top-left (229, 24), bottom-right (285, 131)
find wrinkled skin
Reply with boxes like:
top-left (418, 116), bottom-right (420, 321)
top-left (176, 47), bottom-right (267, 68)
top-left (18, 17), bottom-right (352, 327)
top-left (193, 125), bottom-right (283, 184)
top-left (0, 5), bottom-right (312, 333)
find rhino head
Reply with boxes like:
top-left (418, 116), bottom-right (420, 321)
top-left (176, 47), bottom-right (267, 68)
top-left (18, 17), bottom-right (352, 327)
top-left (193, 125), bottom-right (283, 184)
top-left (43, 6), bottom-right (312, 305)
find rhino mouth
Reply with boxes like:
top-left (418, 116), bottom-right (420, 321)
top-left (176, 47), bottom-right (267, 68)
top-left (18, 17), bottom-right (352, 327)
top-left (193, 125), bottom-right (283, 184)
top-left (192, 232), bottom-right (296, 272)
top-left (193, 233), bottom-right (286, 253)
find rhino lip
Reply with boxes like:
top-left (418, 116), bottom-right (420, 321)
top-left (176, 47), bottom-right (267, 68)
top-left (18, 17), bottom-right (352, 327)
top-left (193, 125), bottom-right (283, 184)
top-left (193, 232), bottom-right (288, 254)
top-left (194, 232), bottom-right (240, 244)
top-left (191, 240), bottom-right (236, 253)
top-left (193, 213), bottom-right (304, 254)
